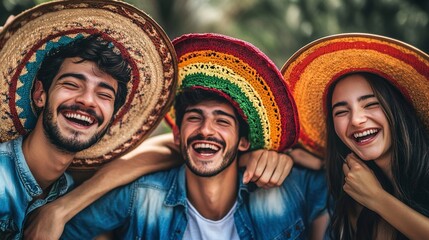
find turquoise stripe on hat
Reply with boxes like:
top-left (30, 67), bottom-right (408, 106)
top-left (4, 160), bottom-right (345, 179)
top-left (16, 34), bottom-right (84, 130)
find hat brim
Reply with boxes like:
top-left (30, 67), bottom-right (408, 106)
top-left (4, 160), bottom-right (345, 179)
top-left (0, 0), bottom-right (177, 169)
top-left (281, 33), bottom-right (429, 157)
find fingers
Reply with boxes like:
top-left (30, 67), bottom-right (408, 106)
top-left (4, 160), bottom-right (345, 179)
top-left (242, 150), bottom-right (294, 188)
top-left (342, 162), bottom-right (350, 176)
top-left (273, 154), bottom-right (293, 186)
top-left (254, 151), bottom-right (279, 188)
top-left (0, 15), bottom-right (15, 32)
top-left (241, 150), bottom-right (264, 184)
top-left (249, 150), bottom-right (268, 183)
top-left (253, 151), bottom-right (293, 188)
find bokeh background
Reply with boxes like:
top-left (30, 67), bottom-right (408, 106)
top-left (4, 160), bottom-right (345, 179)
top-left (2, 0), bottom-right (429, 134)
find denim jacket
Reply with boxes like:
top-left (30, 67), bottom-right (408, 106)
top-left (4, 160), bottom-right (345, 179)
top-left (63, 163), bottom-right (327, 240)
top-left (0, 136), bottom-right (74, 240)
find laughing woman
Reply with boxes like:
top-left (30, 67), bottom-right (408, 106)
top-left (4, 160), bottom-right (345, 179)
top-left (282, 33), bottom-right (429, 239)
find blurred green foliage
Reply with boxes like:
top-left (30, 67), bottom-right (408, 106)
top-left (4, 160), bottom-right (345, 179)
top-left (1, 0), bottom-right (428, 67)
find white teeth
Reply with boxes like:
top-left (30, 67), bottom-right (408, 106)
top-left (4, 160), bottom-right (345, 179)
top-left (194, 143), bottom-right (220, 151)
top-left (353, 129), bottom-right (378, 138)
top-left (65, 113), bottom-right (94, 124)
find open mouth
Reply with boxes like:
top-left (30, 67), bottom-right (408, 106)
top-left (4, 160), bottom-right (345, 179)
top-left (63, 111), bottom-right (96, 127)
top-left (192, 142), bottom-right (221, 156)
top-left (352, 128), bottom-right (379, 143)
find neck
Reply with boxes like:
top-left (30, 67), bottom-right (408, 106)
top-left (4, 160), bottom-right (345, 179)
top-left (185, 161), bottom-right (238, 220)
top-left (374, 150), bottom-right (393, 182)
top-left (22, 122), bottom-right (74, 191)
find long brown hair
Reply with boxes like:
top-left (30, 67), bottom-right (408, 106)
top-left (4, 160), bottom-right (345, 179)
top-left (326, 72), bottom-right (429, 239)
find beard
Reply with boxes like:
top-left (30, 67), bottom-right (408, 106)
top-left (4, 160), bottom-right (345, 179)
top-left (181, 134), bottom-right (239, 177)
top-left (42, 99), bottom-right (109, 153)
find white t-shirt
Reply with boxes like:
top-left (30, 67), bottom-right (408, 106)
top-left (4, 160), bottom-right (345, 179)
top-left (183, 199), bottom-right (239, 240)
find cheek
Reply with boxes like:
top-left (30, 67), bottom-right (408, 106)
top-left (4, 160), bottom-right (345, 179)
top-left (100, 101), bottom-right (115, 118)
top-left (333, 118), bottom-right (348, 140)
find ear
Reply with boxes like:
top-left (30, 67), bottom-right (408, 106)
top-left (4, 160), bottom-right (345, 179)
top-left (238, 137), bottom-right (250, 151)
top-left (172, 125), bottom-right (180, 146)
top-left (32, 80), bottom-right (46, 108)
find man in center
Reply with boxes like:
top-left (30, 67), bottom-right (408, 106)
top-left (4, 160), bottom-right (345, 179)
top-left (62, 33), bottom-right (328, 239)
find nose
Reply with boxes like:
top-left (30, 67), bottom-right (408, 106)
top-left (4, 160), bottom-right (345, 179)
top-left (75, 89), bottom-right (97, 108)
top-left (350, 108), bottom-right (367, 126)
top-left (199, 119), bottom-right (215, 136)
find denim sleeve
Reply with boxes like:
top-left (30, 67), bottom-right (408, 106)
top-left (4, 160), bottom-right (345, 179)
top-left (300, 168), bottom-right (328, 223)
top-left (61, 181), bottom-right (136, 239)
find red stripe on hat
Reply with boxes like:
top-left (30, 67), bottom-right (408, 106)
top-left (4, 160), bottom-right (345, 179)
top-left (8, 29), bottom-right (138, 134)
top-left (174, 33), bottom-right (299, 150)
top-left (289, 40), bottom-right (429, 90)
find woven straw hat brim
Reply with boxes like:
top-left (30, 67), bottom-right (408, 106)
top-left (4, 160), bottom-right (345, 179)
top-left (281, 33), bottom-right (429, 157)
top-left (166, 33), bottom-right (299, 152)
top-left (0, 0), bottom-right (177, 169)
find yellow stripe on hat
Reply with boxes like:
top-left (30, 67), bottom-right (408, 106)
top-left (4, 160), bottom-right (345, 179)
top-left (179, 50), bottom-right (283, 150)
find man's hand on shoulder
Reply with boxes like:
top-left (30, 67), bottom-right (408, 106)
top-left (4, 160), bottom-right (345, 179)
top-left (238, 147), bottom-right (324, 188)
top-left (239, 149), bottom-right (293, 188)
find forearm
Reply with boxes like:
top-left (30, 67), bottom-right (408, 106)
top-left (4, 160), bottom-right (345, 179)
top-left (93, 133), bottom-right (181, 186)
top-left (373, 191), bottom-right (429, 239)
top-left (61, 133), bottom-right (181, 221)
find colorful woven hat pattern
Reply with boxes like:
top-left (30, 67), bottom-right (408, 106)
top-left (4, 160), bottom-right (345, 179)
top-left (166, 33), bottom-right (299, 152)
top-left (0, 0), bottom-right (177, 169)
top-left (281, 33), bottom-right (429, 157)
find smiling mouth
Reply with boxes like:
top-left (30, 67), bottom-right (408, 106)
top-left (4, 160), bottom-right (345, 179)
top-left (63, 111), bottom-right (96, 126)
top-left (192, 142), bottom-right (221, 156)
top-left (352, 128), bottom-right (379, 143)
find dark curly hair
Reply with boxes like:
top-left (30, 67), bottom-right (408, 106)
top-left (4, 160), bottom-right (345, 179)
top-left (36, 34), bottom-right (131, 115)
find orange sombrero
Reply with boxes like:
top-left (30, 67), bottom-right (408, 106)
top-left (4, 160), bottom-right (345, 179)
top-left (0, 0), bottom-right (177, 169)
top-left (281, 33), bottom-right (429, 157)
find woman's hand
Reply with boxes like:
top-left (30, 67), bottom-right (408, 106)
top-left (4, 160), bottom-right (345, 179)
top-left (342, 153), bottom-right (384, 210)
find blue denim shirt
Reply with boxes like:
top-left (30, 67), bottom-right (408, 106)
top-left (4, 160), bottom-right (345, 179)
top-left (0, 136), bottom-right (74, 240)
top-left (63, 163), bottom-right (327, 240)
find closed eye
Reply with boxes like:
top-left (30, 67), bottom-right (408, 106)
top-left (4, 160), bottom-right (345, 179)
top-left (333, 109), bottom-right (349, 117)
top-left (217, 119), bottom-right (231, 126)
top-left (62, 82), bottom-right (79, 89)
top-left (364, 101), bottom-right (380, 108)
top-left (98, 92), bottom-right (114, 101)
top-left (185, 115), bottom-right (202, 122)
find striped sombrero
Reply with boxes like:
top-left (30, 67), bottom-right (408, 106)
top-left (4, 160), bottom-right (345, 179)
top-left (281, 33), bottom-right (429, 157)
top-left (165, 33), bottom-right (299, 152)
top-left (0, 0), bottom-right (177, 169)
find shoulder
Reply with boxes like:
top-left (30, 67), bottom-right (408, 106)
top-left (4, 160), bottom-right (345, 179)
top-left (130, 166), bottom-right (182, 191)
top-left (0, 140), bottom-right (21, 186)
top-left (0, 139), bottom-right (16, 155)
top-left (287, 166), bottom-right (327, 186)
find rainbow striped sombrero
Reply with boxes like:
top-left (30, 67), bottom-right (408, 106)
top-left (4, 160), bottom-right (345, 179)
top-left (0, 0), bottom-right (177, 169)
top-left (166, 33), bottom-right (299, 152)
top-left (281, 33), bottom-right (429, 157)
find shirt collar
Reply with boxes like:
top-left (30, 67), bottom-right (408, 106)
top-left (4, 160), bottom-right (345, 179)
top-left (13, 136), bottom-right (74, 197)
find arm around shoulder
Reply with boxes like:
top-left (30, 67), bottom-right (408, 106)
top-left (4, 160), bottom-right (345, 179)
top-left (24, 133), bottom-right (181, 239)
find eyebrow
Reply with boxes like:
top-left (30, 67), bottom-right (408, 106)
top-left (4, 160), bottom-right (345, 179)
top-left (185, 108), bottom-right (237, 121)
top-left (332, 94), bottom-right (375, 110)
top-left (57, 73), bottom-right (117, 95)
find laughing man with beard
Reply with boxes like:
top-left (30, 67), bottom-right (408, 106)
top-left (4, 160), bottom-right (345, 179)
top-left (0, 1), bottom-right (180, 238)
top-left (0, 34), bottom-right (130, 239)
top-left (61, 33), bottom-right (329, 240)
